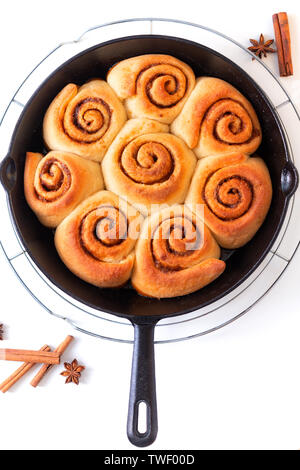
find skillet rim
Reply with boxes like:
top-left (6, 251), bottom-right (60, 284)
top-left (3, 33), bottom-right (295, 321)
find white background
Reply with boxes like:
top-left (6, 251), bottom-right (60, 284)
top-left (0, 0), bottom-right (299, 450)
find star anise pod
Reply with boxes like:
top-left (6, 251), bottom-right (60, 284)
top-left (248, 34), bottom-right (276, 59)
top-left (60, 359), bottom-right (85, 385)
top-left (0, 324), bottom-right (4, 340)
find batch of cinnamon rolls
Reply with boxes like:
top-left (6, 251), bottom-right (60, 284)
top-left (24, 54), bottom-right (272, 299)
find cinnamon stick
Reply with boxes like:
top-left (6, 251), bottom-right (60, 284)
top-left (0, 345), bottom-right (51, 393)
top-left (0, 348), bottom-right (60, 364)
top-left (272, 12), bottom-right (293, 76)
top-left (30, 335), bottom-right (74, 387)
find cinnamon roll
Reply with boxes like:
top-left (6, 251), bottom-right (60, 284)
top-left (102, 119), bottom-right (197, 215)
top-left (55, 191), bottom-right (143, 288)
top-left (24, 151), bottom-right (103, 228)
top-left (171, 77), bottom-right (262, 157)
top-left (43, 80), bottom-right (127, 162)
top-left (185, 153), bottom-right (272, 249)
top-left (107, 54), bottom-right (195, 124)
top-left (131, 205), bottom-right (225, 298)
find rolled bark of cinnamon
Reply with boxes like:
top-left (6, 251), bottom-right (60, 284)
top-left (272, 12), bottom-right (293, 77)
top-left (0, 348), bottom-right (60, 364)
top-left (30, 335), bottom-right (74, 387)
top-left (0, 345), bottom-right (51, 393)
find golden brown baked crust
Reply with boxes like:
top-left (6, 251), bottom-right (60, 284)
top-left (43, 80), bottom-right (127, 162)
top-left (24, 57), bottom-right (273, 298)
top-left (107, 54), bottom-right (195, 124)
top-left (171, 77), bottom-right (262, 157)
top-left (55, 191), bottom-right (143, 288)
top-left (185, 153), bottom-right (272, 249)
top-left (24, 151), bottom-right (103, 228)
top-left (102, 118), bottom-right (197, 215)
top-left (131, 205), bottom-right (225, 298)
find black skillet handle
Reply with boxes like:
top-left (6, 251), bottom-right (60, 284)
top-left (0, 155), bottom-right (17, 192)
top-left (127, 321), bottom-right (158, 447)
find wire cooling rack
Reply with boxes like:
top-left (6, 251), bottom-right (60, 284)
top-left (0, 18), bottom-right (299, 344)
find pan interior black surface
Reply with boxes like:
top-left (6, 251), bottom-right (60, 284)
top-left (5, 35), bottom-right (294, 319)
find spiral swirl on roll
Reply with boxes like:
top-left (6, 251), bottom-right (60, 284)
top-left (24, 151), bottom-right (103, 228)
top-left (64, 97), bottom-right (111, 143)
top-left (80, 205), bottom-right (128, 260)
top-left (43, 80), bottom-right (127, 162)
top-left (203, 174), bottom-right (254, 221)
top-left (138, 63), bottom-right (188, 108)
top-left (107, 55), bottom-right (195, 124)
top-left (131, 205), bottom-right (225, 298)
top-left (151, 213), bottom-right (203, 272)
top-left (208, 99), bottom-right (256, 144)
top-left (102, 118), bottom-right (197, 215)
top-left (120, 139), bottom-right (175, 184)
top-left (55, 191), bottom-right (143, 288)
top-left (171, 77), bottom-right (262, 158)
top-left (35, 158), bottom-right (71, 202)
top-left (185, 153), bottom-right (272, 249)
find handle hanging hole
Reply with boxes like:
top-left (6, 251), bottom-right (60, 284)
top-left (137, 400), bottom-right (148, 435)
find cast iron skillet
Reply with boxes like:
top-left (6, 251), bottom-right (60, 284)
top-left (0, 35), bottom-right (298, 447)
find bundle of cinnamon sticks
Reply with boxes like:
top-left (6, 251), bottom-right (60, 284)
top-left (0, 335), bottom-right (73, 392)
